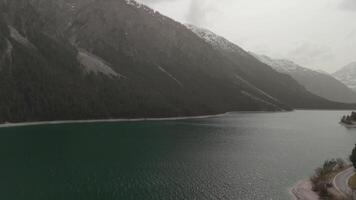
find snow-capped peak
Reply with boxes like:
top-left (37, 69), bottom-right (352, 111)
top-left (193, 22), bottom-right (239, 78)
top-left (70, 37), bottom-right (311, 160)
top-left (185, 24), bottom-right (248, 56)
top-left (125, 0), bottom-right (143, 8)
top-left (125, 0), bottom-right (156, 15)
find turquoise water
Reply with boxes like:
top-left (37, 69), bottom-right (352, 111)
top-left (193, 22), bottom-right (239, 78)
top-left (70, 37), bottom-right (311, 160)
top-left (0, 110), bottom-right (355, 199)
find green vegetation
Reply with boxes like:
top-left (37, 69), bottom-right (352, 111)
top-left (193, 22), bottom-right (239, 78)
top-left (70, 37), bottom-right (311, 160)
top-left (341, 112), bottom-right (356, 125)
top-left (310, 159), bottom-right (347, 198)
top-left (350, 144), bottom-right (356, 169)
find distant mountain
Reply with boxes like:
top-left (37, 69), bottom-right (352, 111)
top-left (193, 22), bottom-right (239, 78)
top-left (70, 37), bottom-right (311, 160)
top-left (253, 54), bottom-right (356, 103)
top-left (186, 24), bottom-right (356, 107)
top-left (0, 0), bottom-right (354, 123)
top-left (333, 62), bottom-right (356, 92)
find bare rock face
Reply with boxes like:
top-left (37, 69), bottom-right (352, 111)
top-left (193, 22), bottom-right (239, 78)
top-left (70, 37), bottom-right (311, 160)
top-left (77, 49), bottom-right (120, 78)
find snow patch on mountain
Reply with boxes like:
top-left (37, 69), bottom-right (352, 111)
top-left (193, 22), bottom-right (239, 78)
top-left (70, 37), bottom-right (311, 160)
top-left (8, 26), bottom-right (36, 49)
top-left (157, 65), bottom-right (183, 87)
top-left (77, 49), bottom-right (123, 78)
top-left (185, 24), bottom-right (249, 56)
top-left (125, 0), bottom-right (156, 15)
top-left (0, 39), bottom-right (13, 67)
top-left (234, 74), bottom-right (280, 102)
top-left (125, 0), bottom-right (143, 8)
top-left (241, 91), bottom-right (282, 110)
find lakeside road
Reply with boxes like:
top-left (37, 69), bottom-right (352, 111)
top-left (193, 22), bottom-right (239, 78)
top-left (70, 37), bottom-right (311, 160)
top-left (333, 167), bottom-right (355, 198)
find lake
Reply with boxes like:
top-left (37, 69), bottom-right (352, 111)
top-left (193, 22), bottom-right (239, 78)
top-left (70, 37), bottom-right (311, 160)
top-left (0, 110), bottom-right (354, 199)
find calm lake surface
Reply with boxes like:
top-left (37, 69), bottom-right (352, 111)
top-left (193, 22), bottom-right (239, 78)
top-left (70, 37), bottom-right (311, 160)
top-left (0, 110), bottom-right (355, 200)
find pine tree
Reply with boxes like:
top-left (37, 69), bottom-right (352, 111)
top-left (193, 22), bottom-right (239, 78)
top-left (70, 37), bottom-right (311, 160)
top-left (350, 144), bottom-right (356, 169)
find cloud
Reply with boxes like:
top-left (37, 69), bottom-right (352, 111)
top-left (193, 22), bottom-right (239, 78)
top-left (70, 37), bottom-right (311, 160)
top-left (138, 0), bottom-right (222, 26)
top-left (339, 0), bottom-right (356, 11)
top-left (288, 42), bottom-right (334, 68)
top-left (186, 0), bottom-right (204, 25)
top-left (185, 0), bottom-right (222, 26)
top-left (346, 29), bottom-right (356, 39)
top-left (139, 0), bottom-right (177, 3)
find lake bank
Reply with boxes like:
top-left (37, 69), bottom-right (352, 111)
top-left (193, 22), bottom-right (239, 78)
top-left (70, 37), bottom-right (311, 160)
top-left (0, 110), bottom-right (293, 129)
top-left (0, 113), bottom-right (229, 128)
top-left (291, 164), bottom-right (352, 200)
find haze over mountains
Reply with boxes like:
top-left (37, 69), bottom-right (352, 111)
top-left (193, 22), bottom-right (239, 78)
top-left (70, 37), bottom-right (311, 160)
top-left (333, 62), bottom-right (356, 92)
top-left (186, 25), bottom-right (356, 104)
top-left (185, 25), bottom-right (355, 107)
top-left (0, 0), bottom-right (355, 123)
top-left (253, 54), bottom-right (356, 103)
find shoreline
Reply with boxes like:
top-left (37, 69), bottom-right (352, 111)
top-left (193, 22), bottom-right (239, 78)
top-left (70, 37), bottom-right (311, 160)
top-left (0, 109), bottom-right (341, 129)
top-left (289, 180), bottom-right (319, 200)
top-left (0, 109), bottom-right (343, 129)
top-left (0, 110), bottom-right (293, 129)
top-left (0, 113), bottom-right (229, 129)
top-left (340, 121), bottom-right (356, 128)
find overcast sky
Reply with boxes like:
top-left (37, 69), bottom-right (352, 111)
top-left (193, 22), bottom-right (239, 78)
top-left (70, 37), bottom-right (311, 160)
top-left (137, 0), bottom-right (356, 73)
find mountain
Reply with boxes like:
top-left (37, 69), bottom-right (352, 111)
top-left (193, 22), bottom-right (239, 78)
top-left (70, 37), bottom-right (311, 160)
top-left (333, 62), bottom-right (356, 92)
top-left (252, 54), bottom-right (356, 103)
top-left (185, 24), bottom-right (356, 108)
top-left (0, 0), bottom-right (354, 123)
top-left (0, 0), bottom-right (291, 123)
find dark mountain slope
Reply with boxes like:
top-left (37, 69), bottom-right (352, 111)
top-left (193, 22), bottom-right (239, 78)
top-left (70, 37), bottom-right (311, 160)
top-left (0, 0), bottom-right (288, 123)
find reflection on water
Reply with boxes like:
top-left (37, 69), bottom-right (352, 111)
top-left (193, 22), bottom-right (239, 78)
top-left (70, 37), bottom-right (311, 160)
top-left (0, 110), bottom-right (354, 199)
